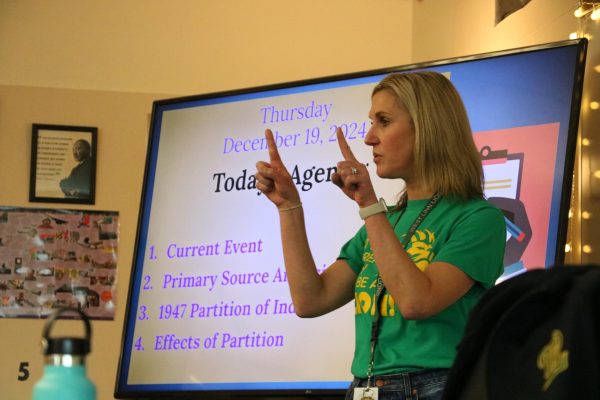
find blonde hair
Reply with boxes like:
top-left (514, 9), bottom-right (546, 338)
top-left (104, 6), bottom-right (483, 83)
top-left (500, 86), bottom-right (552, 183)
top-left (372, 71), bottom-right (483, 201)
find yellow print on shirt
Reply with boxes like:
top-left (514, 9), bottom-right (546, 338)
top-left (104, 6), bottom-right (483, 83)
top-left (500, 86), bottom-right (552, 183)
top-left (355, 229), bottom-right (436, 316)
top-left (362, 238), bottom-right (374, 264)
top-left (405, 229), bottom-right (436, 271)
top-left (355, 292), bottom-right (397, 316)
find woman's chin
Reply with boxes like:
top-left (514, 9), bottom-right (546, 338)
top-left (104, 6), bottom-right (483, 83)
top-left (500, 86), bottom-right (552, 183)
top-left (375, 168), bottom-right (391, 179)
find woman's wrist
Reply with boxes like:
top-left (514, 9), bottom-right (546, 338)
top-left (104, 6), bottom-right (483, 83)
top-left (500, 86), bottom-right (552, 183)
top-left (278, 202), bottom-right (303, 212)
top-left (357, 194), bottom-right (380, 209)
top-left (359, 198), bottom-right (387, 220)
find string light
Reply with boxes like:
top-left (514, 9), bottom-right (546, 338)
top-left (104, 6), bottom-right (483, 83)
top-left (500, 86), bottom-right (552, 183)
top-left (582, 211), bottom-right (592, 219)
top-left (568, 2), bottom-right (598, 265)
top-left (570, 3), bottom-right (599, 264)
top-left (575, 3), bottom-right (593, 17)
top-left (573, 2), bottom-right (600, 23)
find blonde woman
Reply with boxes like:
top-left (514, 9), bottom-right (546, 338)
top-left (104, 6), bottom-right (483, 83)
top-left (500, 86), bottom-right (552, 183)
top-left (255, 71), bottom-right (505, 400)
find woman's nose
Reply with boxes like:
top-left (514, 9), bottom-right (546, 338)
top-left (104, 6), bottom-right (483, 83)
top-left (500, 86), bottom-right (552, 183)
top-left (364, 126), bottom-right (377, 146)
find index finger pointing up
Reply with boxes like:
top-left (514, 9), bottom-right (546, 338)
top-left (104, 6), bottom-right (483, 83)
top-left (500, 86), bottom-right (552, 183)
top-left (336, 127), bottom-right (358, 162)
top-left (265, 129), bottom-right (282, 164)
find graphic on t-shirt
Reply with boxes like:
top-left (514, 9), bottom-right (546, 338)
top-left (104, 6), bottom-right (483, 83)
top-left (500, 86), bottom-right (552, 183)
top-left (404, 229), bottom-right (436, 271)
top-left (355, 229), bottom-right (436, 316)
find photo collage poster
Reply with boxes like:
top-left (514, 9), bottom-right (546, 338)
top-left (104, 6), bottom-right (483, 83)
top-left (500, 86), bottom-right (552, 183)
top-left (0, 206), bottom-right (119, 319)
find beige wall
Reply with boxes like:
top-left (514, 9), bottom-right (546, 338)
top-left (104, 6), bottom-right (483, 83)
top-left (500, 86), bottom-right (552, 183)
top-left (0, 0), bottom-right (414, 95)
top-left (0, 85), bottom-right (161, 400)
top-left (1, 1), bottom-right (598, 400)
top-left (412, 0), bottom-right (577, 62)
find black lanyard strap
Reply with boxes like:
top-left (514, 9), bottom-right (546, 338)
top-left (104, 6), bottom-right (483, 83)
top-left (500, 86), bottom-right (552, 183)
top-left (365, 192), bottom-right (441, 385)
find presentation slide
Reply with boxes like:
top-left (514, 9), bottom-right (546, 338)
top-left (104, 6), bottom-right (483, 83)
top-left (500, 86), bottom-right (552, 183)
top-left (115, 39), bottom-right (586, 398)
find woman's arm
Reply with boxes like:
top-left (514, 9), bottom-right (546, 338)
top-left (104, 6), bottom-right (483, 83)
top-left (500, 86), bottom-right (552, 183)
top-left (332, 129), bottom-right (475, 320)
top-left (256, 129), bottom-right (356, 317)
top-left (363, 212), bottom-right (474, 320)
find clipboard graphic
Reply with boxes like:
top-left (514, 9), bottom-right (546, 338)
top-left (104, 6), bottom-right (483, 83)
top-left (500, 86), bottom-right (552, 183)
top-left (480, 146), bottom-right (532, 280)
top-left (481, 145), bottom-right (524, 200)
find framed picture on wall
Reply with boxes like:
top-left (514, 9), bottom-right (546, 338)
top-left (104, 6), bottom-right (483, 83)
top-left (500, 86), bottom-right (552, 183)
top-left (29, 124), bottom-right (97, 204)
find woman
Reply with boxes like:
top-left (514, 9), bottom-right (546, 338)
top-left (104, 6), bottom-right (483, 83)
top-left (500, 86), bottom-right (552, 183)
top-left (255, 71), bottom-right (505, 400)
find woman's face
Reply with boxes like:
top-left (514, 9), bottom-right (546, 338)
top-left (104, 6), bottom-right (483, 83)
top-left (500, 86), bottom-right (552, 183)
top-left (365, 89), bottom-right (416, 181)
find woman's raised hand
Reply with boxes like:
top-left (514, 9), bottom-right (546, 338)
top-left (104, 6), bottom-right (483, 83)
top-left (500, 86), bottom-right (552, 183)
top-left (255, 129), bottom-right (301, 210)
top-left (331, 128), bottom-right (378, 207)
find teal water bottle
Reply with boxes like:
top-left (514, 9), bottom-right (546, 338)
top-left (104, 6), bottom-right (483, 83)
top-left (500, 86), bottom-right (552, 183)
top-left (32, 307), bottom-right (96, 400)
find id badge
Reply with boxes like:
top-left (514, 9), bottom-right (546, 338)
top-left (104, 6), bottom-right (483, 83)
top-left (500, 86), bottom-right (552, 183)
top-left (353, 387), bottom-right (379, 400)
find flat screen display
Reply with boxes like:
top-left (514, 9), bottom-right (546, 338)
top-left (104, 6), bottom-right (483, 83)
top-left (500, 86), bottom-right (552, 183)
top-left (115, 39), bottom-right (587, 398)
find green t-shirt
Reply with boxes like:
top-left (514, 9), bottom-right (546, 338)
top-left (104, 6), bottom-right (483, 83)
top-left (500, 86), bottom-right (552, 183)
top-left (338, 196), bottom-right (506, 377)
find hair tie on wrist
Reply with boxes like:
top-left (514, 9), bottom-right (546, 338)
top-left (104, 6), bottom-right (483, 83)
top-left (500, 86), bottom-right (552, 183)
top-left (279, 203), bottom-right (302, 212)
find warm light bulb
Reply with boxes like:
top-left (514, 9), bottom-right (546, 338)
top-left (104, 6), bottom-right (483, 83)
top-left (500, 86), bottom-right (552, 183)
top-left (582, 138), bottom-right (591, 146)
top-left (594, 170), bottom-right (600, 179)
top-left (575, 7), bottom-right (586, 17)
top-left (565, 243), bottom-right (572, 253)
top-left (592, 8), bottom-right (600, 20)
top-left (583, 244), bottom-right (592, 253)
top-left (582, 210), bottom-right (591, 219)
top-left (569, 32), bottom-right (579, 40)
top-left (591, 101), bottom-right (600, 110)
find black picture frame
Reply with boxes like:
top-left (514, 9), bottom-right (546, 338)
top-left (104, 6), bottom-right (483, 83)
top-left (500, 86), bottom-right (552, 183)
top-left (29, 124), bottom-right (97, 204)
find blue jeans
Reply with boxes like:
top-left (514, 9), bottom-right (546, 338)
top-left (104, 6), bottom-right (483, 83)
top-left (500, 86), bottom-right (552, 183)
top-left (345, 369), bottom-right (448, 400)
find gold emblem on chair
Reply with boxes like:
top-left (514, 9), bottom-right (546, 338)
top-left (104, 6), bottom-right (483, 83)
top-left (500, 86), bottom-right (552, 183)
top-left (536, 329), bottom-right (569, 391)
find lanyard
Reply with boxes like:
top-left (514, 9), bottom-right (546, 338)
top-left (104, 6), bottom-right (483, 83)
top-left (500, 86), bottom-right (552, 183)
top-left (364, 192), bottom-right (441, 388)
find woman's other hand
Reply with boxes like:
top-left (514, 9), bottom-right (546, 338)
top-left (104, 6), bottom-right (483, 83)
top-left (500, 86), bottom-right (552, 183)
top-left (331, 128), bottom-right (378, 207)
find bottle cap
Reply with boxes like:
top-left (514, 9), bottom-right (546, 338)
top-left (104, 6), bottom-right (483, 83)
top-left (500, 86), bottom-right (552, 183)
top-left (44, 337), bottom-right (90, 356)
top-left (42, 308), bottom-right (92, 356)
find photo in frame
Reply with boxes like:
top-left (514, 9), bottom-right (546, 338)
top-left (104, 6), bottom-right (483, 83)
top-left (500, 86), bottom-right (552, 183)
top-left (29, 124), bottom-right (97, 204)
